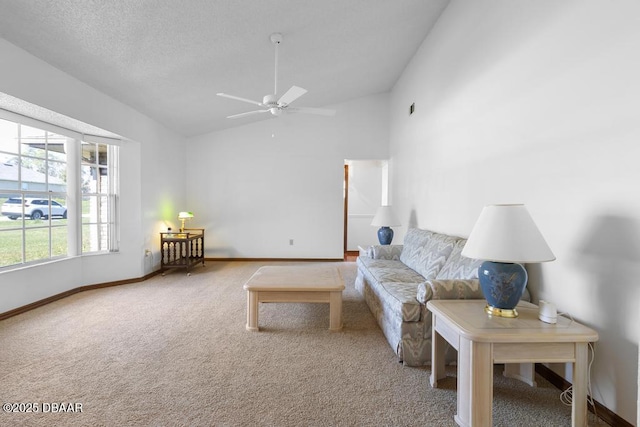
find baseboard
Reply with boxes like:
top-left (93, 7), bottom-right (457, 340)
top-left (344, 251), bottom-right (359, 261)
top-left (535, 364), bottom-right (633, 427)
top-left (0, 269), bottom-right (162, 321)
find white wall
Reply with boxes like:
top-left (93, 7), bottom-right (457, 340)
top-left (0, 38), bottom-right (185, 312)
top-left (186, 93), bottom-right (389, 259)
top-left (390, 1), bottom-right (640, 423)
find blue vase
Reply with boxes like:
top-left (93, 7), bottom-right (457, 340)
top-left (377, 227), bottom-right (394, 245)
top-left (478, 261), bottom-right (527, 317)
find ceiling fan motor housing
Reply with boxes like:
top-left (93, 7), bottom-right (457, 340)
top-left (263, 94), bottom-right (278, 106)
top-left (262, 94), bottom-right (281, 115)
top-left (270, 33), bottom-right (283, 45)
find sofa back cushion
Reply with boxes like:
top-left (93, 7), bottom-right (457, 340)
top-left (400, 229), bottom-right (457, 280)
top-left (436, 238), bottom-right (483, 280)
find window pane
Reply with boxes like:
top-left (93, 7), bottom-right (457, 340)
top-left (81, 222), bottom-right (110, 253)
top-left (25, 228), bottom-right (50, 262)
top-left (82, 223), bottom-right (98, 252)
top-left (81, 195), bottom-right (107, 224)
top-left (20, 125), bottom-right (47, 159)
top-left (51, 225), bottom-right (68, 257)
top-left (0, 229), bottom-right (23, 267)
top-left (81, 142), bottom-right (96, 164)
top-left (0, 164), bottom-right (19, 184)
top-left (82, 195), bottom-right (97, 223)
top-left (0, 119), bottom-right (19, 154)
top-left (47, 133), bottom-right (67, 161)
top-left (81, 168), bottom-right (107, 194)
top-left (100, 196), bottom-right (109, 223)
top-left (98, 144), bottom-right (108, 166)
top-left (99, 224), bottom-right (109, 251)
top-left (20, 157), bottom-right (47, 191)
top-left (82, 165), bottom-right (98, 193)
top-left (98, 167), bottom-right (109, 193)
top-left (47, 160), bottom-right (67, 192)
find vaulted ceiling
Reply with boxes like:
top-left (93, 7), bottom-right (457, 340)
top-left (0, 0), bottom-right (449, 137)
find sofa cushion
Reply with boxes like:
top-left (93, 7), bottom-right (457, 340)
top-left (357, 257), bottom-right (426, 284)
top-left (379, 282), bottom-right (422, 322)
top-left (435, 238), bottom-right (483, 280)
top-left (400, 229), bottom-right (457, 280)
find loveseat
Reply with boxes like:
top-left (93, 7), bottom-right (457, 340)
top-left (355, 228), bottom-right (530, 367)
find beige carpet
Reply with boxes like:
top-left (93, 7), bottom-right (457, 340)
top-left (0, 261), bottom-right (603, 426)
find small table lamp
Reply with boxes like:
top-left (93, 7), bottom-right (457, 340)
top-left (178, 211), bottom-right (194, 232)
top-left (461, 204), bottom-right (555, 317)
top-left (371, 206), bottom-right (401, 245)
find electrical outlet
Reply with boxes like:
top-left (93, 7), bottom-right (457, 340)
top-left (289, 239), bottom-right (294, 246)
top-left (144, 249), bottom-right (151, 257)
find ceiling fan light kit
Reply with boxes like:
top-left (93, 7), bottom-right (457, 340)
top-left (217, 33), bottom-right (336, 120)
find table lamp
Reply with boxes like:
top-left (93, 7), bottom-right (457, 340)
top-left (461, 204), bottom-right (555, 317)
top-left (371, 206), bottom-right (401, 245)
top-left (178, 211), bottom-right (194, 232)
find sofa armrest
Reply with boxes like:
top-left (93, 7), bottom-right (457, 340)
top-left (369, 245), bottom-right (403, 260)
top-left (417, 279), bottom-right (484, 303)
top-left (417, 279), bottom-right (532, 303)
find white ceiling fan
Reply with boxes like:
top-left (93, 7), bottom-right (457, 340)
top-left (217, 33), bottom-right (336, 119)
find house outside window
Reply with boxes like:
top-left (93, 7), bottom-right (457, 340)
top-left (0, 117), bottom-right (119, 269)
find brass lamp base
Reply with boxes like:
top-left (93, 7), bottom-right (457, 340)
top-left (485, 305), bottom-right (518, 318)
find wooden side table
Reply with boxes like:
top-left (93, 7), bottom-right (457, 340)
top-left (427, 299), bottom-right (598, 427)
top-left (160, 228), bottom-right (205, 275)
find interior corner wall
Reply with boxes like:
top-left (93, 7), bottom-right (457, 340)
top-left (186, 93), bottom-right (389, 259)
top-left (0, 38), bottom-right (186, 312)
top-left (389, 1), bottom-right (640, 423)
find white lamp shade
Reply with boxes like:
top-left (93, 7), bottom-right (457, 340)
top-left (371, 206), bottom-right (401, 227)
top-left (178, 211), bottom-right (194, 219)
top-left (461, 204), bottom-right (555, 263)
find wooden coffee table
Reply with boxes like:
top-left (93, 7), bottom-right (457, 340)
top-left (243, 265), bottom-right (345, 331)
top-left (428, 299), bottom-right (599, 427)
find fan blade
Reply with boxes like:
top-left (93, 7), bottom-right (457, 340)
top-left (287, 107), bottom-right (336, 116)
top-left (278, 86), bottom-right (307, 106)
top-left (227, 110), bottom-right (269, 119)
top-left (217, 93), bottom-right (264, 107)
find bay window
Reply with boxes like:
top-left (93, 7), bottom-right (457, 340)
top-left (0, 115), bottom-right (119, 269)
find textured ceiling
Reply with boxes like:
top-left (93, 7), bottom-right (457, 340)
top-left (0, 0), bottom-right (449, 137)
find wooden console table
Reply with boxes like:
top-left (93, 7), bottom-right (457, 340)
top-left (428, 299), bottom-right (598, 427)
top-left (160, 228), bottom-right (205, 275)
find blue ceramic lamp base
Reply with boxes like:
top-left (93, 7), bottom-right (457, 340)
top-left (377, 226), bottom-right (394, 245)
top-left (478, 261), bottom-right (528, 318)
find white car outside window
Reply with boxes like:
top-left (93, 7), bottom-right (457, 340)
top-left (1, 197), bottom-right (67, 220)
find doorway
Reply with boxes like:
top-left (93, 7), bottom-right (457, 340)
top-left (343, 159), bottom-right (388, 260)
